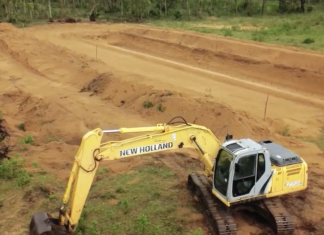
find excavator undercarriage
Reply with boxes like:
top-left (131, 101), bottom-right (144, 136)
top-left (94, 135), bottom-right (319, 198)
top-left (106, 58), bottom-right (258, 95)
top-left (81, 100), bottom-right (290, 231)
top-left (188, 173), bottom-right (238, 235)
top-left (187, 173), bottom-right (295, 235)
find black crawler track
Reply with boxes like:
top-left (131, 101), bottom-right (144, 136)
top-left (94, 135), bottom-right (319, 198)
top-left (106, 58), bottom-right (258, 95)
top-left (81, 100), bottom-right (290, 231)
top-left (263, 198), bottom-right (295, 235)
top-left (187, 173), bottom-right (237, 235)
top-left (187, 173), bottom-right (295, 235)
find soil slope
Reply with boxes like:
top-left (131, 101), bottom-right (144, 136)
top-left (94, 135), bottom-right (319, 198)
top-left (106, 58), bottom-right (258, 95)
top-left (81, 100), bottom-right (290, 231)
top-left (0, 22), bottom-right (323, 235)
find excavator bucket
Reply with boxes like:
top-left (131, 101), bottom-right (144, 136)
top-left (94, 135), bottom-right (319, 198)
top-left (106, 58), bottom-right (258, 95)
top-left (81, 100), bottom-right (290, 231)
top-left (29, 212), bottom-right (70, 235)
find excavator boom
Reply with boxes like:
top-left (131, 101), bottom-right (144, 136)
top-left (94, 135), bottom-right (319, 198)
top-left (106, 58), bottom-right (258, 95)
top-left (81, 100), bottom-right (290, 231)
top-left (29, 117), bottom-right (222, 235)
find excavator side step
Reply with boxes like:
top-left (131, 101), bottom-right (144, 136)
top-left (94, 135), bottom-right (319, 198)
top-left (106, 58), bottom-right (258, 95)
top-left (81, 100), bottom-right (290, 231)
top-left (188, 173), bottom-right (237, 235)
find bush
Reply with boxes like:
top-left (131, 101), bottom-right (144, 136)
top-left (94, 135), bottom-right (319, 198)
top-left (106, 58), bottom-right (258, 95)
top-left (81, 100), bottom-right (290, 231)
top-left (0, 153), bottom-right (31, 187)
top-left (251, 30), bottom-right (268, 42)
top-left (143, 100), bottom-right (154, 108)
top-left (303, 38), bottom-right (315, 44)
top-left (20, 135), bottom-right (34, 144)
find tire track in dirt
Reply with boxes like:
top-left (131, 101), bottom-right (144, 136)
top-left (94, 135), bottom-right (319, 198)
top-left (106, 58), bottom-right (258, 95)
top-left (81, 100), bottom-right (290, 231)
top-left (83, 38), bottom-right (324, 110)
top-left (83, 25), bottom-right (324, 97)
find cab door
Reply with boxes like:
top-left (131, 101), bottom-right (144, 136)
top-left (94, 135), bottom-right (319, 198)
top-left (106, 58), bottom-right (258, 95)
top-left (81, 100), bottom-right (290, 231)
top-left (228, 153), bottom-right (257, 201)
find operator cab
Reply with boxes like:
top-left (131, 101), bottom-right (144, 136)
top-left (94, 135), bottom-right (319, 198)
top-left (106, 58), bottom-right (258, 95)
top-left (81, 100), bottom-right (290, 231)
top-left (212, 138), bottom-right (273, 205)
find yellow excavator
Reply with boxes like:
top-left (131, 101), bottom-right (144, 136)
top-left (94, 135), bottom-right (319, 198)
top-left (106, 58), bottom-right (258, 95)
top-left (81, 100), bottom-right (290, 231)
top-left (29, 116), bottom-right (308, 235)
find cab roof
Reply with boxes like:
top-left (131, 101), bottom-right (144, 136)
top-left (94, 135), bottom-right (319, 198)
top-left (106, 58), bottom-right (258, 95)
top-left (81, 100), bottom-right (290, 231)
top-left (223, 138), bottom-right (264, 156)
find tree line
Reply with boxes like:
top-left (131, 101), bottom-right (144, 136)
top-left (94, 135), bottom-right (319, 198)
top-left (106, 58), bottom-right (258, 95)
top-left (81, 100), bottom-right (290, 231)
top-left (0, 0), bottom-right (322, 23)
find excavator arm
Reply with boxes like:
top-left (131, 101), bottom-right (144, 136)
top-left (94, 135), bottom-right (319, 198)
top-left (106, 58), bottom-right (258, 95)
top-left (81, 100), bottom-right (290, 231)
top-left (29, 117), bottom-right (223, 235)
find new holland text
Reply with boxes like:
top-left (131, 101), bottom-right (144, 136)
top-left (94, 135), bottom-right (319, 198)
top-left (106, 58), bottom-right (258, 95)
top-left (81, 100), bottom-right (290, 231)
top-left (120, 142), bottom-right (173, 157)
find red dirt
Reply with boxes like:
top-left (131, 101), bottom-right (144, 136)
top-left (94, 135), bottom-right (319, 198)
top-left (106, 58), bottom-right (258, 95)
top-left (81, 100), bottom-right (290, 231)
top-left (0, 22), bottom-right (323, 235)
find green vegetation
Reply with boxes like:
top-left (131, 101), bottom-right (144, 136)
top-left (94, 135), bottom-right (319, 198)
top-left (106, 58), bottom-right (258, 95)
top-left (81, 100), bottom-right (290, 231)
top-left (19, 135), bottom-right (34, 145)
top-left (0, 153), bottom-right (31, 187)
top-left (18, 123), bottom-right (25, 131)
top-left (143, 100), bottom-right (154, 108)
top-left (0, 110), bottom-right (201, 234)
top-left (1, 0), bottom-right (320, 22)
top-left (98, 167), bottom-right (109, 175)
top-left (0, 158), bottom-right (65, 231)
top-left (45, 135), bottom-right (60, 143)
top-left (302, 127), bottom-right (324, 151)
top-left (148, 10), bottom-right (324, 50)
top-left (157, 103), bottom-right (166, 112)
top-left (75, 164), bottom-right (201, 235)
top-left (0, 151), bottom-right (202, 234)
top-left (280, 125), bottom-right (291, 137)
top-left (1, 1), bottom-right (324, 50)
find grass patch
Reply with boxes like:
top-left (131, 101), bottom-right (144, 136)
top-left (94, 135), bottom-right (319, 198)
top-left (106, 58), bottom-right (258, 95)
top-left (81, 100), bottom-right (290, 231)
top-left (157, 104), bottom-right (166, 112)
top-left (0, 157), bottom-right (65, 232)
top-left (77, 164), bottom-right (200, 235)
top-left (301, 127), bottom-right (324, 151)
top-left (143, 100), bottom-right (154, 108)
top-left (18, 123), bottom-right (25, 131)
top-left (45, 135), bottom-right (60, 143)
top-left (146, 11), bottom-right (324, 51)
top-left (0, 153), bottom-right (31, 187)
top-left (0, 153), bottom-right (202, 234)
top-left (19, 135), bottom-right (34, 145)
top-left (98, 167), bottom-right (109, 175)
top-left (279, 125), bottom-right (291, 137)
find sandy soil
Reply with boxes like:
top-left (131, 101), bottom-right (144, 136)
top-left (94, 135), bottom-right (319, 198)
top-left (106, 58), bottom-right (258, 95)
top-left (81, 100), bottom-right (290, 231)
top-left (0, 21), bottom-right (324, 235)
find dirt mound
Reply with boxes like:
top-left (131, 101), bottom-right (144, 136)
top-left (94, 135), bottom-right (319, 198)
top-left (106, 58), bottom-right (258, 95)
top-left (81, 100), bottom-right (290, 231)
top-left (0, 22), bottom-right (18, 33)
top-left (121, 26), bottom-right (324, 70)
top-left (80, 72), bottom-right (112, 94)
top-left (88, 25), bottom-right (324, 97)
top-left (23, 184), bottom-right (57, 203)
top-left (0, 91), bottom-right (87, 151)
top-left (0, 26), bottom-right (99, 89)
top-left (80, 72), bottom-right (270, 139)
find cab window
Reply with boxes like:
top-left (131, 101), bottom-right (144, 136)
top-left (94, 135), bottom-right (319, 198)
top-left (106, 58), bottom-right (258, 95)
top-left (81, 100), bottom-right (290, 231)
top-left (214, 149), bottom-right (233, 197)
top-left (232, 154), bottom-right (256, 197)
top-left (257, 154), bottom-right (265, 181)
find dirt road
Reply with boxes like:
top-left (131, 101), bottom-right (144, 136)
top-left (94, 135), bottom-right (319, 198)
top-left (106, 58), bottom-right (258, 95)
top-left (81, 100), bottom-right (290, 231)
top-left (0, 22), bottom-right (323, 235)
